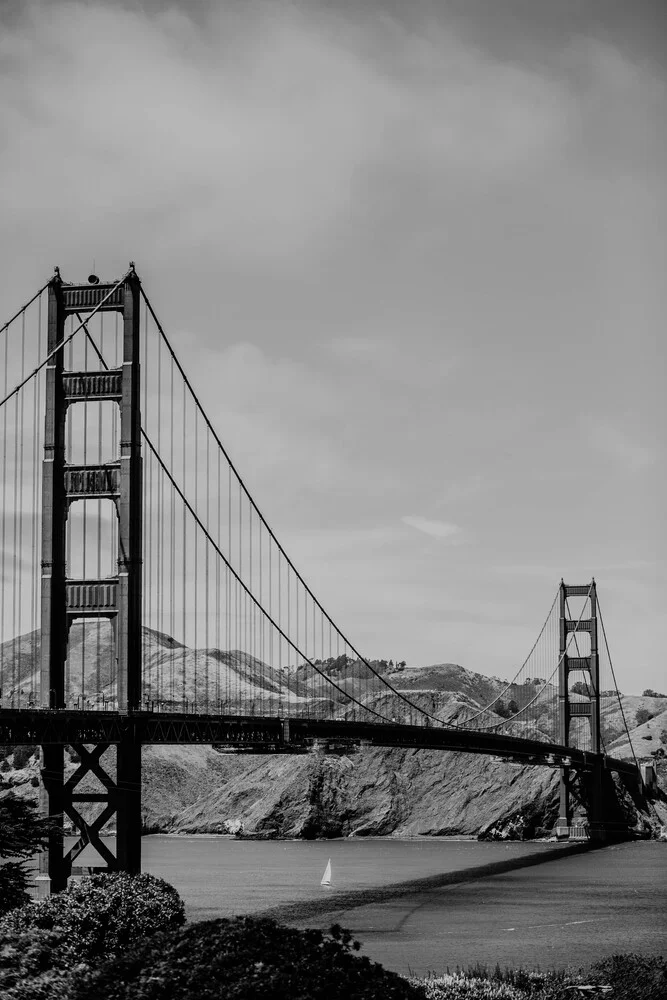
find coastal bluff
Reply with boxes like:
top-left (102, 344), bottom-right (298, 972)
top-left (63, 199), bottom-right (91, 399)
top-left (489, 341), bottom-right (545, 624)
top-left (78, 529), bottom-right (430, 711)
top-left (1, 630), bottom-right (664, 839)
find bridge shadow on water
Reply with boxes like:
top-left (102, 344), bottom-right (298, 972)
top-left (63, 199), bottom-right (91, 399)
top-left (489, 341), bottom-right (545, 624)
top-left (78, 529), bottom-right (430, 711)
top-left (256, 841), bottom-right (608, 929)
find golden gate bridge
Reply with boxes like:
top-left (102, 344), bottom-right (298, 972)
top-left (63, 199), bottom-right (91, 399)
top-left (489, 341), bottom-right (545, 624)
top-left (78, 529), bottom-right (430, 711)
top-left (0, 266), bottom-right (640, 892)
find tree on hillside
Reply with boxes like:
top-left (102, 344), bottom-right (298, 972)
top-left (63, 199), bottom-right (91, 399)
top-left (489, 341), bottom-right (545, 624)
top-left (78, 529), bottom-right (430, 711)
top-left (495, 699), bottom-right (519, 719)
top-left (570, 681), bottom-right (589, 696)
top-left (0, 792), bottom-right (54, 916)
top-left (635, 708), bottom-right (653, 727)
top-left (643, 688), bottom-right (667, 698)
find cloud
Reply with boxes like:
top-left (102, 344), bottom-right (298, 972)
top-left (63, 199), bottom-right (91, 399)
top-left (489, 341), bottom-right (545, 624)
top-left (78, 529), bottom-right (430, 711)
top-left (0, 1), bottom-right (664, 691)
top-left (587, 421), bottom-right (655, 471)
top-left (401, 515), bottom-right (464, 542)
top-left (325, 336), bottom-right (455, 387)
top-left (0, 0), bottom-right (579, 287)
top-left (327, 337), bottom-right (380, 360)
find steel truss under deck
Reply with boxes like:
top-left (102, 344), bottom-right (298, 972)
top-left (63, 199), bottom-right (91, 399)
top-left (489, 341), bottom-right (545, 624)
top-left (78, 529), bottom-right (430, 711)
top-left (0, 708), bottom-right (637, 776)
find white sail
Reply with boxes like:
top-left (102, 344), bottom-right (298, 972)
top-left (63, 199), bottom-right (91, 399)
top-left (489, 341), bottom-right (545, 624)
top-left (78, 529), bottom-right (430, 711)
top-left (320, 859), bottom-right (332, 886)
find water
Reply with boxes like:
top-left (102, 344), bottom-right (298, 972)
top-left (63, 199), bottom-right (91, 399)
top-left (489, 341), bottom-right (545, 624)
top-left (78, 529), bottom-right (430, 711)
top-left (142, 835), bottom-right (545, 920)
top-left (64, 836), bottom-right (667, 976)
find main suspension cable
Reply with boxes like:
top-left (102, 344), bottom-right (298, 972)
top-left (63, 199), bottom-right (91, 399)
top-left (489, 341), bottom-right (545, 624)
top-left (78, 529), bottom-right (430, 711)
top-left (596, 593), bottom-right (640, 775)
top-left (472, 584), bottom-right (593, 733)
top-left (0, 273), bottom-right (130, 413)
top-left (138, 283), bottom-right (449, 726)
top-left (80, 317), bottom-right (440, 726)
top-left (462, 587), bottom-right (560, 723)
top-left (0, 279), bottom-right (51, 335)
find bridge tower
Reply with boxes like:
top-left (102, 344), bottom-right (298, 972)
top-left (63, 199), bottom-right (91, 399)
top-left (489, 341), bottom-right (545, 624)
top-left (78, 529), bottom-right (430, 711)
top-left (39, 270), bottom-right (142, 892)
top-left (556, 579), bottom-right (604, 838)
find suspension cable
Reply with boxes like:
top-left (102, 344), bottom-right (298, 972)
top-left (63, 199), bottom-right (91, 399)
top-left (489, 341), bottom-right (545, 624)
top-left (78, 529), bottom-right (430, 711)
top-left (596, 594), bottom-right (640, 774)
top-left (81, 320), bottom-right (443, 727)
top-left (472, 584), bottom-right (593, 732)
top-left (138, 283), bottom-right (449, 726)
top-left (463, 586), bottom-right (560, 722)
top-left (565, 594), bottom-right (605, 754)
top-left (0, 273), bottom-right (130, 413)
top-left (141, 426), bottom-right (414, 726)
top-left (0, 279), bottom-right (51, 335)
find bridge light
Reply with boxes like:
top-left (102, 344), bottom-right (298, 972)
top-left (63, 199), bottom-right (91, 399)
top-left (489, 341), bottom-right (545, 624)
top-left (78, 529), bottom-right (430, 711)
top-left (88, 274), bottom-right (100, 285)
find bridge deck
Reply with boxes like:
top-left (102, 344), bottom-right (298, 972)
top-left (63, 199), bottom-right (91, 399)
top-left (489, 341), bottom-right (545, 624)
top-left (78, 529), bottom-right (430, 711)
top-left (0, 708), bottom-right (637, 777)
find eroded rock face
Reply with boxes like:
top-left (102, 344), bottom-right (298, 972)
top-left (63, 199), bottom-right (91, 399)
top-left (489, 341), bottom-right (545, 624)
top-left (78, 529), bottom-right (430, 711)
top-left (2, 632), bottom-right (663, 839)
top-left (158, 745), bottom-right (562, 840)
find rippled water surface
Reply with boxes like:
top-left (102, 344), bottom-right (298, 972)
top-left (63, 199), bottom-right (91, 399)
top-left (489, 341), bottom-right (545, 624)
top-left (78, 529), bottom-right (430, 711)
top-left (141, 835), bottom-right (545, 919)
top-left (69, 836), bottom-right (667, 975)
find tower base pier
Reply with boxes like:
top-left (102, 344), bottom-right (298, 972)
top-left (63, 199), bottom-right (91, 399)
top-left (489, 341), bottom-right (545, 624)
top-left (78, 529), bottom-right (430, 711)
top-left (38, 737), bottom-right (142, 894)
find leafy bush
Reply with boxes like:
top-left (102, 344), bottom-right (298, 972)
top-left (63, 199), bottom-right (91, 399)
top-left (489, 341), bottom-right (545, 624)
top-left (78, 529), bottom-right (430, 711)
top-left (642, 688), bottom-right (666, 698)
top-left (0, 927), bottom-right (81, 1000)
top-left (635, 708), bottom-right (653, 727)
top-left (11, 746), bottom-right (34, 770)
top-left (69, 917), bottom-right (426, 1000)
top-left (416, 955), bottom-right (667, 999)
top-left (0, 795), bottom-right (54, 916)
top-left (583, 952), bottom-right (667, 1000)
top-left (420, 973), bottom-right (525, 998)
top-left (0, 872), bottom-right (185, 962)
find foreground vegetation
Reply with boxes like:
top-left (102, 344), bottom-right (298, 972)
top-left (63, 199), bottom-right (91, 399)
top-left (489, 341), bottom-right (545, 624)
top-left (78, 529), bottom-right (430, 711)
top-left (0, 870), bottom-right (664, 999)
top-left (416, 955), bottom-right (667, 998)
top-left (0, 791), bottom-right (665, 998)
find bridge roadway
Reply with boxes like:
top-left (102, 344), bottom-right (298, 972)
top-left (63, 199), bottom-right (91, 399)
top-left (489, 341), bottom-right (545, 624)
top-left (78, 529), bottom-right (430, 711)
top-left (0, 708), bottom-right (637, 777)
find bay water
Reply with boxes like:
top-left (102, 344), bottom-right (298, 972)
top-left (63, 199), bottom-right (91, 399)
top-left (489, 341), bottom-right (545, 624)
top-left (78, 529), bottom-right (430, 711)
top-left (66, 835), bottom-right (667, 975)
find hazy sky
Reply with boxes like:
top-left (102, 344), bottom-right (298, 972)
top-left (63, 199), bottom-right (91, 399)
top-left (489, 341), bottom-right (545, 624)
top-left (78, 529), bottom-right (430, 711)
top-left (1, 0), bottom-right (665, 691)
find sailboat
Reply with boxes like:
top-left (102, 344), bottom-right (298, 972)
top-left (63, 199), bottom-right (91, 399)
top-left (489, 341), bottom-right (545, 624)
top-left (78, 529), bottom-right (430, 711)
top-left (320, 858), bottom-right (332, 887)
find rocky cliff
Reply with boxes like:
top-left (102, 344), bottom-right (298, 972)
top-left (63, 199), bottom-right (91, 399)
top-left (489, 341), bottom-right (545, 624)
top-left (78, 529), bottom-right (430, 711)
top-left (1, 625), bottom-right (664, 839)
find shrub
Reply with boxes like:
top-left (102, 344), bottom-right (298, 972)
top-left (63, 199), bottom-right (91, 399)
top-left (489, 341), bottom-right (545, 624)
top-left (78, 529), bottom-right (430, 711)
top-left (0, 795), bottom-right (53, 916)
top-left (416, 955), bottom-right (667, 999)
top-left (583, 953), bottom-right (667, 1000)
top-left (635, 708), bottom-right (653, 727)
top-left (642, 688), bottom-right (666, 698)
top-left (0, 927), bottom-right (81, 1000)
top-left (420, 973), bottom-right (525, 998)
top-left (0, 872), bottom-right (185, 962)
top-left (11, 746), bottom-right (34, 770)
top-left (69, 917), bottom-right (426, 1000)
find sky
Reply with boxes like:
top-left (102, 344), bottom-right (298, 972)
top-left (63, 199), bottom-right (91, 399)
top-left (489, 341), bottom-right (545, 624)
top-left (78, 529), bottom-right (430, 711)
top-left (0, 0), bottom-right (665, 692)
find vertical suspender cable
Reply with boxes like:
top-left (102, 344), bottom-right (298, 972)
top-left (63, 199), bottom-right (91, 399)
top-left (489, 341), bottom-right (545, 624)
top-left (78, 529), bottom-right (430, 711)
top-left (238, 479), bottom-right (241, 711)
top-left (97, 312), bottom-right (104, 702)
top-left (216, 446), bottom-right (221, 710)
top-left (157, 320), bottom-right (163, 705)
top-left (81, 323), bottom-right (89, 704)
top-left (31, 297), bottom-right (42, 705)
top-left (193, 407), bottom-right (198, 706)
top-left (142, 307), bottom-right (149, 706)
top-left (205, 429), bottom-right (210, 708)
top-left (227, 463), bottom-right (231, 709)
top-left (182, 381), bottom-right (187, 709)
top-left (11, 332), bottom-right (20, 703)
top-left (170, 351), bottom-right (176, 706)
top-left (1, 322), bottom-right (8, 702)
